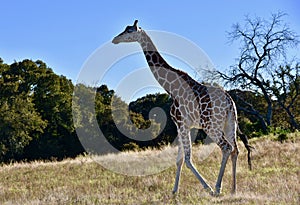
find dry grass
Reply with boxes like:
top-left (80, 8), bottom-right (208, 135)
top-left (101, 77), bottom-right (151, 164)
top-left (0, 133), bottom-right (299, 204)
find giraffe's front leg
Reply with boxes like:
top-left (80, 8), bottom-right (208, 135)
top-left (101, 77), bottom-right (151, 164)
top-left (181, 129), bottom-right (214, 195)
top-left (172, 145), bottom-right (184, 194)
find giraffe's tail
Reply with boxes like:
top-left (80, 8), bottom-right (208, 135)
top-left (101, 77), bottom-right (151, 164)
top-left (238, 127), bottom-right (254, 170)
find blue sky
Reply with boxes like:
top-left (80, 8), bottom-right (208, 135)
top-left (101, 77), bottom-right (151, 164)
top-left (1, 0), bottom-right (299, 100)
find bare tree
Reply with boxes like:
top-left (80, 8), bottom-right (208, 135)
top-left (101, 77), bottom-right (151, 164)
top-left (218, 12), bottom-right (299, 131)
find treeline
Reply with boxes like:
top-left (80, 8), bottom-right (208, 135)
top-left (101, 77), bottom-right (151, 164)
top-left (0, 59), bottom-right (299, 162)
top-left (0, 59), bottom-right (83, 162)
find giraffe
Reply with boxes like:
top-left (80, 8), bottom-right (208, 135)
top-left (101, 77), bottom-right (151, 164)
top-left (112, 20), bottom-right (252, 195)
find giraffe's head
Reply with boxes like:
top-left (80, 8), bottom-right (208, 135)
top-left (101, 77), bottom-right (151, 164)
top-left (112, 20), bottom-right (142, 44)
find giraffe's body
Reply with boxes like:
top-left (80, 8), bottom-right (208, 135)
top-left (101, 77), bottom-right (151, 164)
top-left (112, 20), bottom-right (251, 195)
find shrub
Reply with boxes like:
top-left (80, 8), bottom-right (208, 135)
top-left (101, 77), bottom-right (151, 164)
top-left (122, 142), bottom-right (140, 151)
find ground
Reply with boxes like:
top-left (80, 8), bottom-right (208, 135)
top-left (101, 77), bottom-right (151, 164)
top-left (0, 133), bottom-right (299, 204)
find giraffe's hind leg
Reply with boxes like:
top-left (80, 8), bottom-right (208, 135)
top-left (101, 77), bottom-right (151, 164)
top-left (230, 143), bottom-right (239, 194)
top-left (215, 133), bottom-right (233, 195)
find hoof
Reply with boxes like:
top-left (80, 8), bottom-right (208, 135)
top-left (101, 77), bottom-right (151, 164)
top-left (204, 187), bottom-right (214, 196)
top-left (212, 191), bottom-right (221, 197)
top-left (213, 188), bottom-right (222, 197)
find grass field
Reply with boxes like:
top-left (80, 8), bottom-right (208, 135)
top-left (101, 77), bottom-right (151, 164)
top-left (0, 133), bottom-right (299, 204)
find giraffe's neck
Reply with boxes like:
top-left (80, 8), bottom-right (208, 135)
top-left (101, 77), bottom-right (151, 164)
top-left (138, 31), bottom-right (192, 95)
top-left (138, 31), bottom-right (172, 70)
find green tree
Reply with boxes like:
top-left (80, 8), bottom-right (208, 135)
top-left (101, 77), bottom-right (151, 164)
top-left (26, 64), bottom-right (82, 159)
top-left (0, 60), bottom-right (46, 161)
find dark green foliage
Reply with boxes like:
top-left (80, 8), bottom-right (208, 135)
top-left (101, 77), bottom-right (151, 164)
top-left (0, 60), bottom-right (47, 161)
top-left (122, 142), bottom-right (140, 151)
top-left (0, 59), bottom-right (84, 162)
top-left (277, 133), bottom-right (288, 143)
top-left (229, 87), bottom-right (299, 138)
top-left (129, 93), bottom-right (177, 147)
top-left (228, 89), bottom-right (269, 134)
top-left (93, 89), bottom-right (169, 151)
